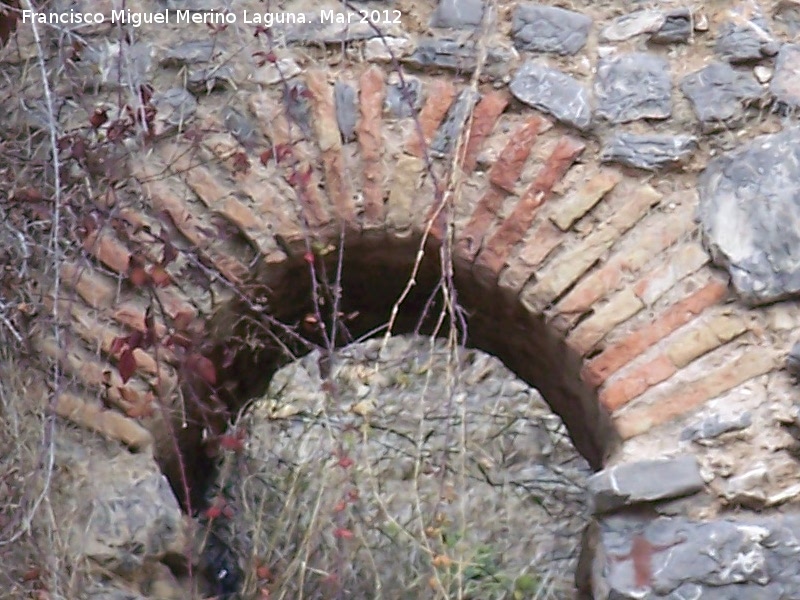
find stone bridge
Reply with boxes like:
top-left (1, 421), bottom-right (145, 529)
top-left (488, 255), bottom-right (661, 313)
top-left (7, 0), bottom-right (800, 597)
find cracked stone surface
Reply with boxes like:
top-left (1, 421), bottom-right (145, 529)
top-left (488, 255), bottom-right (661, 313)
top-left (698, 127), bottom-right (800, 305)
top-left (209, 336), bottom-right (591, 598)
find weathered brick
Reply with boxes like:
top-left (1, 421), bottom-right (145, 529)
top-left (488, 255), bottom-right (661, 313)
top-left (284, 161), bottom-right (331, 231)
top-left (457, 118), bottom-right (547, 261)
top-left (462, 91), bottom-right (509, 173)
top-left (386, 154), bottom-right (425, 231)
top-left (551, 169), bottom-right (622, 231)
top-left (600, 355), bottom-right (677, 411)
top-left (583, 279), bottom-right (729, 386)
top-left (113, 303), bottom-right (168, 339)
top-left (523, 184), bottom-right (662, 313)
top-left (137, 171), bottom-right (213, 250)
top-left (406, 80), bottom-right (457, 157)
top-left (478, 136), bottom-right (585, 273)
top-left (248, 92), bottom-right (294, 144)
top-left (568, 288), bottom-right (645, 355)
top-left (556, 202), bottom-right (696, 318)
top-left (217, 197), bottom-right (263, 233)
top-left (665, 314), bottom-right (747, 368)
top-left (56, 392), bottom-right (153, 451)
top-left (498, 220), bottom-right (564, 295)
top-left (306, 69), bottom-right (356, 222)
top-left (489, 117), bottom-right (546, 192)
top-left (633, 243), bottom-right (709, 305)
top-left (237, 168), bottom-right (303, 237)
top-left (456, 186), bottom-right (505, 260)
top-left (615, 347), bottom-right (775, 439)
top-left (708, 314), bottom-right (748, 341)
top-left (247, 93), bottom-right (331, 229)
top-left (64, 300), bottom-right (179, 379)
top-left (522, 228), bottom-right (618, 314)
top-left (61, 261), bottom-right (116, 309)
top-left (606, 183), bottom-right (662, 232)
top-left (182, 163), bottom-right (232, 208)
top-left (83, 232), bottom-right (131, 274)
top-left (357, 66), bottom-right (386, 226)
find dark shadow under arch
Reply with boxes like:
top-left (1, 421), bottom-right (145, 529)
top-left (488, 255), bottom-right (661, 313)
top-left (169, 232), bottom-right (619, 510)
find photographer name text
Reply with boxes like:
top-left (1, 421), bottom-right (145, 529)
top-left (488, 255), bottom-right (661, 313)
top-left (22, 8), bottom-right (402, 28)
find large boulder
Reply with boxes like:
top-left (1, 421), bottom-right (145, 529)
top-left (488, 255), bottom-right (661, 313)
top-left (698, 127), bottom-right (800, 305)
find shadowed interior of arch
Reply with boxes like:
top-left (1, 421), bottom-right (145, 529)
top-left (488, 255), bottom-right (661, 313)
top-left (170, 233), bottom-right (619, 511)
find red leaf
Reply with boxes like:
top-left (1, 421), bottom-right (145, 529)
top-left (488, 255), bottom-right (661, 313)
top-left (274, 143), bottom-right (292, 163)
top-left (205, 504), bottom-right (222, 519)
top-left (333, 500), bottom-right (347, 513)
top-left (70, 137), bottom-right (86, 160)
top-left (231, 152), bottom-right (250, 174)
top-left (337, 455), bottom-right (354, 469)
top-left (259, 148), bottom-right (273, 165)
top-left (127, 330), bottom-right (144, 351)
top-left (110, 336), bottom-right (128, 355)
top-left (118, 348), bottom-right (137, 383)
top-left (187, 353), bottom-right (216, 385)
top-left (333, 527), bottom-right (354, 540)
top-left (90, 108), bottom-right (108, 129)
top-left (303, 251), bottom-right (314, 264)
top-left (256, 564), bottom-right (272, 580)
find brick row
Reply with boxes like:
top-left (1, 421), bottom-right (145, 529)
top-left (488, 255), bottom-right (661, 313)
top-left (521, 184), bottom-right (662, 314)
top-left (583, 278), bottom-right (729, 386)
top-left (568, 288), bottom-right (644, 354)
top-left (476, 136), bottom-right (585, 274)
top-left (614, 346), bottom-right (776, 439)
top-left (306, 68), bottom-right (356, 223)
top-left (248, 93), bottom-right (331, 229)
top-left (461, 90), bottom-right (509, 173)
top-left (551, 169), bottom-right (622, 231)
top-left (386, 154), bottom-right (426, 233)
top-left (357, 66), bottom-right (387, 226)
top-left (553, 201), bottom-right (697, 330)
top-left (456, 117), bottom-right (545, 260)
top-left (56, 391), bottom-right (153, 451)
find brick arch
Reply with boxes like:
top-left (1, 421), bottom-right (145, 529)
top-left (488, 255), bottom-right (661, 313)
top-left (50, 61), bottom-right (777, 507)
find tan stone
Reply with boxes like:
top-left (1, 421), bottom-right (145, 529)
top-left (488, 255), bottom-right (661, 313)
top-left (551, 169), bottom-right (622, 231)
top-left (386, 154), bottom-right (424, 231)
top-left (615, 347), bottom-right (776, 439)
top-left (568, 288), bottom-right (645, 354)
